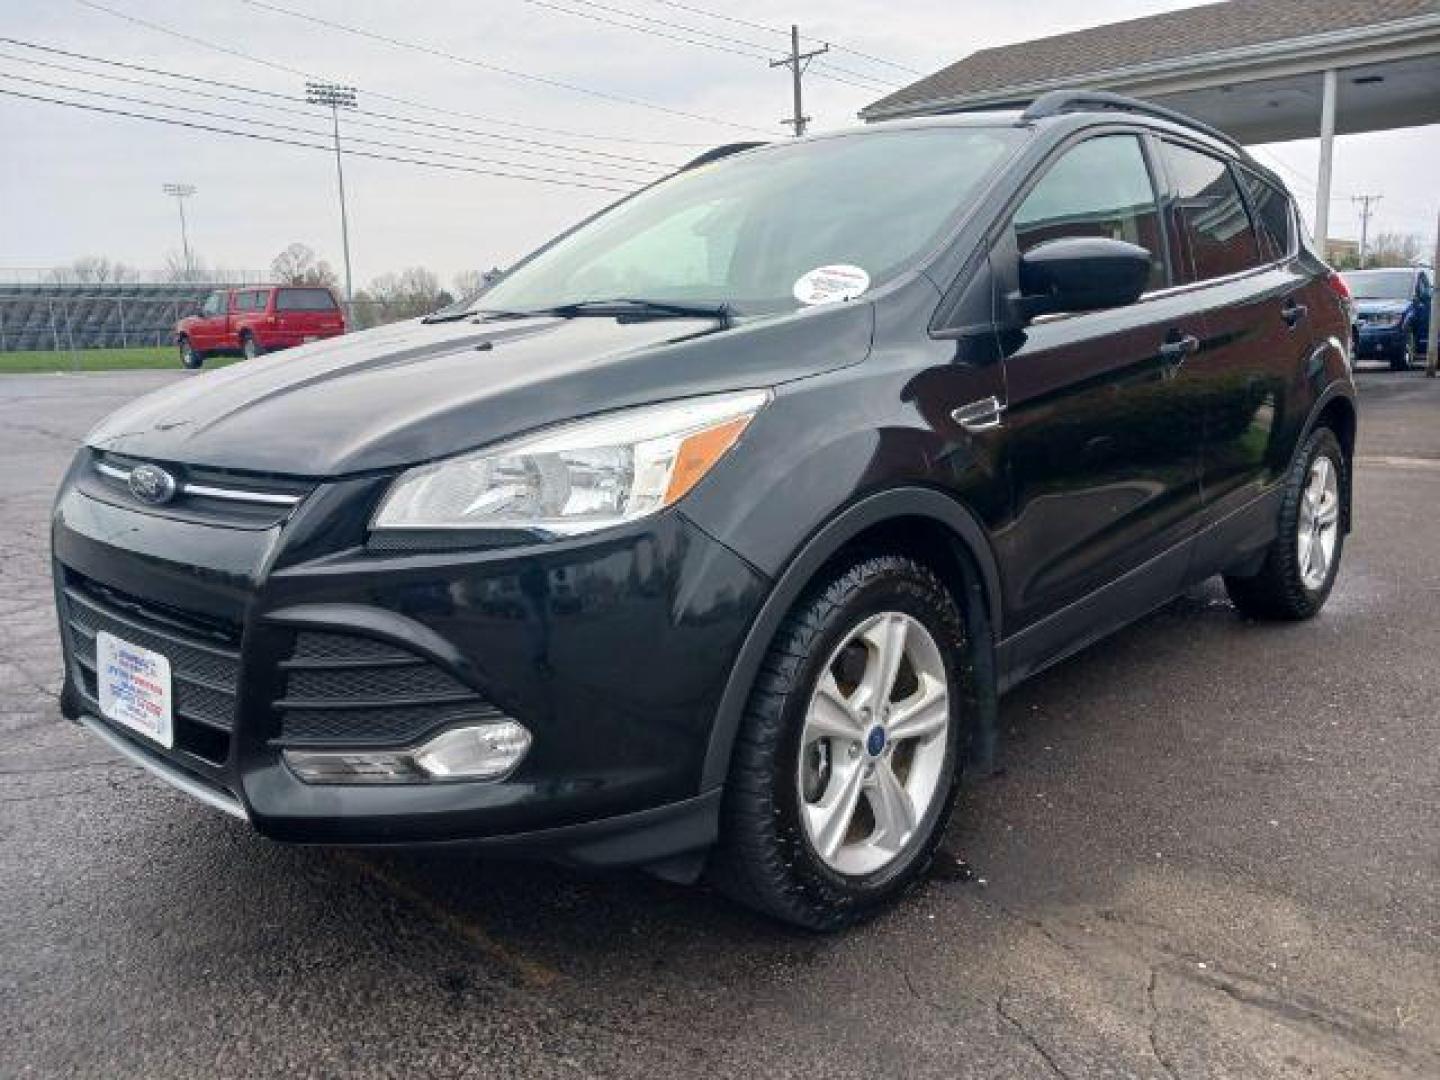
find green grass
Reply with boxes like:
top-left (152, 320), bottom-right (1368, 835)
top-left (0, 346), bottom-right (241, 374)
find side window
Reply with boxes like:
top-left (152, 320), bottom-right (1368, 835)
top-left (1161, 141), bottom-right (1264, 282)
top-left (1012, 134), bottom-right (1167, 290)
top-left (1237, 169), bottom-right (1294, 261)
top-left (199, 291), bottom-right (224, 317)
top-left (276, 288), bottom-right (339, 311)
top-left (234, 291), bottom-right (260, 312)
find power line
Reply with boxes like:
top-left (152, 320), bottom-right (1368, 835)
top-left (0, 72), bottom-right (658, 184)
top-left (511, 0), bottom-right (901, 91)
top-left (641, 0), bottom-right (928, 76)
top-left (0, 87), bottom-right (638, 193)
top-left (32, 18), bottom-right (707, 146)
top-left (0, 45), bottom-right (675, 172)
top-left (235, 0), bottom-right (775, 133)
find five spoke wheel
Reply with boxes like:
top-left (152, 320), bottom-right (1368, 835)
top-left (798, 611), bottom-right (950, 876)
top-left (1297, 455), bottom-right (1340, 591)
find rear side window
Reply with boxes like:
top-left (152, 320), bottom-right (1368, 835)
top-left (276, 288), bottom-right (338, 311)
top-left (234, 290), bottom-right (266, 312)
top-left (1237, 169), bottom-right (1294, 261)
top-left (1161, 141), bottom-right (1263, 282)
top-left (1012, 134), bottom-right (1167, 290)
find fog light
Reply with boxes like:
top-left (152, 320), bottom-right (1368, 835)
top-left (284, 721), bottom-right (531, 785)
top-left (412, 722), bottom-right (531, 780)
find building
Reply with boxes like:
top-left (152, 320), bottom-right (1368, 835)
top-left (860, 0), bottom-right (1440, 246)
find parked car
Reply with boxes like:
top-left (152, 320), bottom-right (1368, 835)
top-left (54, 91), bottom-right (1355, 930)
top-left (174, 284), bottom-right (346, 368)
top-left (1342, 267), bottom-right (1433, 370)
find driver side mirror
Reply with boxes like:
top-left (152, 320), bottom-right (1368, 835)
top-left (1011, 237), bottom-right (1153, 322)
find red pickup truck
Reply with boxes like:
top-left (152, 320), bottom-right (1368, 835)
top-left (175, 285), bottom-right (346, 368)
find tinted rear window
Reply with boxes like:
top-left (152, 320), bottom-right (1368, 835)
top-left (276, 288), bottom-right (337, 311)
top-left (1237, 169), bottom-right (1294, 261)
top-left (1161, 141), bottom-right (1264, 282)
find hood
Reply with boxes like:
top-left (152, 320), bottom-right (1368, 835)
top-left (1354, 299), bottom-right (1410, 316)
top-left (88, 304), bottom-right (873, 476)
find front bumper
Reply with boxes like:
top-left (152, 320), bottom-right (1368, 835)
top-left (52, 463), bottom-right (767, 863)
top-left (1352, 322), bottom-right (1405, 356)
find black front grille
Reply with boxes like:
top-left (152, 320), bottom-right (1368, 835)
top-left (274, 631), bottom-right (506, 747)
top-left (80, 450), bottom-right (314, 530)
top-left (62, 573), bottom-right (242, 765)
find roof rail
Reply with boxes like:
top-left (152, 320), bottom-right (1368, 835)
top-left (680, 141), bottom-right (767, 171)
top-left (1021, 90), bottom-right (1247, 157)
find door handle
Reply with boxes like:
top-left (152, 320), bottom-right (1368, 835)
top-left (1282, 300), bottom-right (1309, 327)
top-left (1158, 333), bottom-right (1200, 362)
top-left (951, 395), bottom-right (1006, 432)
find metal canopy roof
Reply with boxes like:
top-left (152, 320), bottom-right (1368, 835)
top-left (860, 0), bottom-right (1440, 144)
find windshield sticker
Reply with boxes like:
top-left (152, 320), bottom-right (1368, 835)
top-left (793, 265), bottom-right (870, 306)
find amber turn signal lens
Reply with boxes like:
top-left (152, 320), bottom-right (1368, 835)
top-left (664, 416), bottom-right (751, 504)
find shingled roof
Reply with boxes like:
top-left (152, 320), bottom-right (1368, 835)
top-left (861, 0), bottom-right (1440, 118)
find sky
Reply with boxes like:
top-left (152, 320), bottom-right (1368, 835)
top-left (1, 0), bottom-right (1436, 291)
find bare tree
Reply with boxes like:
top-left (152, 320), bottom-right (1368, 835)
top-left (47, 256), bottom-right (141, 284)
top-left (269, 243), bottom-right (338, 286)
top-left (366, 266), bottom-right (447, 321)
top-left (452, 266), bottom-right (506, 301)
top-left (1366, 232), bottom-right (1424, 268)
top-left (161, 249), bottom-right (213, 283)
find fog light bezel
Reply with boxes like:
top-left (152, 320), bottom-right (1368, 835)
top-left (283, 720), bottom-right (532, 785)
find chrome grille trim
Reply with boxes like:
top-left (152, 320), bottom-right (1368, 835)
top-left (93, 458), bottom-right (303, 507)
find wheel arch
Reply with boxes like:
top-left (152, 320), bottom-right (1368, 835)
top-left (698, 487), bottom-right (1003, 790)
top-left (1302, 381), bottom-right (1358, 533)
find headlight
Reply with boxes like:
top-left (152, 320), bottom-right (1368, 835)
top-left (372, 389), bottom-right (769, 536)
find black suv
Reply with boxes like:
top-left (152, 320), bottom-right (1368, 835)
top-left (53, 92), bottom-right (1355, 929)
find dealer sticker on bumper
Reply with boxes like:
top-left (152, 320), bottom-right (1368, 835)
top-left (97, 630), bottom-right (174, 749)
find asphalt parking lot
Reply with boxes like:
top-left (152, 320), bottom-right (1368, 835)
top-left (2, 366), bottom-right (1437, 1079)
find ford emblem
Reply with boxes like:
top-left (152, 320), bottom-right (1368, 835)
top-left (128, 463), bottom-right (178, 505)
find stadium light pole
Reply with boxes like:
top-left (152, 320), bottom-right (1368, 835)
top-left (305, 81), bottom-right (357, 309)
top-left (162, 183), bottom-right (197, 279)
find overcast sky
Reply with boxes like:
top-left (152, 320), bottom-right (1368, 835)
top-left (2, 0), bottom-right (1435, 289)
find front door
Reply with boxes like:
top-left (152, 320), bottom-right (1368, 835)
top-left (192, 290), bottom-right (228, 351)
top-left (992, 132), bottom-right (1205, 637)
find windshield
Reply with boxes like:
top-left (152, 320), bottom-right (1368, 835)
top-left (1343, 270), bottom-right (1416, 300)
top-left (473, 126), bottom-right (1025, 316)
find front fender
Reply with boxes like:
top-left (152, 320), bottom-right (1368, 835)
top-left (692, 485), bottom-right (1002, 790)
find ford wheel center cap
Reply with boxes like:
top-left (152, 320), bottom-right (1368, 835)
top-left (866, 725), bottom-right (887, 757)
top-left (129, 463), bottom-right (178, 505)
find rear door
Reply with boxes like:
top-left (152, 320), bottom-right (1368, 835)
top-left (1155, 141), bottom-right (1308, 522)
top-left (274, 287), bottom-right (344, 341)
top-left (994, 131), bottom-right (1205, 637)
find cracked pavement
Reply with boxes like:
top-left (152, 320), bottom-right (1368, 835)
top-left (2, 367), bottom-right (1438, 1078)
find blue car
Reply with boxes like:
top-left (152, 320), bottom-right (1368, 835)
top-left (1343, 267), bottom-right (1433, 370)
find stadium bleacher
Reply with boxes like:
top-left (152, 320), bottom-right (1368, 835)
top-left (0, 283), bottom-right (227, 352)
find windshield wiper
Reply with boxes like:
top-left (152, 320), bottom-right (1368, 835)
top-left (472, 298), bottom-right (732, 324)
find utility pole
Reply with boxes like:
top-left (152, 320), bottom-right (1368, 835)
top-left (162, 183), bottom-right (196, 279)
top-left (1351, 194), bottom-right (1382, 268)
top-left (305, 81), bottom-right (357, 308)
top-left (770, 25), bottom-right (828, 137)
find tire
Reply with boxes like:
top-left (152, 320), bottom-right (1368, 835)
top-left (178, 337), bottom-right (204, 369)
top-left (241, 333), bottom-right (261, 361)
top-left (710, 555), bottom-right (970, 931)
top-left (1224, 427), bottom-right (1346, 621)
top-left (1391, 328), bottom-right (1417, 371)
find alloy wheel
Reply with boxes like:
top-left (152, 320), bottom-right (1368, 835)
top-left (797, 611), bottom-right (951, 877)
top-left (1297, 455), bottom-right (1340, 591)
